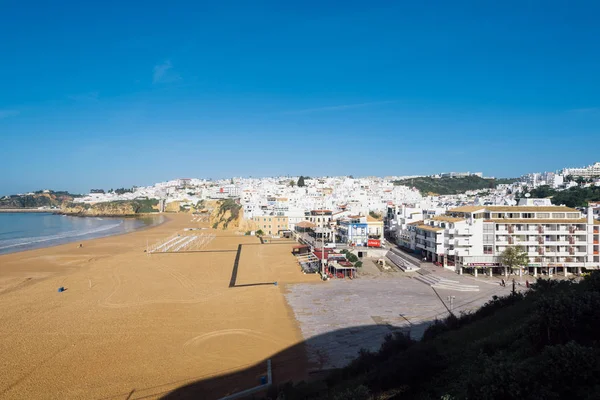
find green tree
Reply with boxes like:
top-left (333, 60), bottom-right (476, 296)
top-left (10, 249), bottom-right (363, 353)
top-left (255, 229), bottom-right (264, 236)
top-left (289, 179), bottom-right (295, 187)
top-left (346, 252), bottom-right (359, 263)
top-left (575, 176), bottom-right (586, 185)
top-left (369, 211), bottom-right (382, 220)
top-left (297, 176), bottom-right (306, 187)
top-left (529, 185), bottom-right (555, 198)
top-left (500, 245), bottom-right (529, 276)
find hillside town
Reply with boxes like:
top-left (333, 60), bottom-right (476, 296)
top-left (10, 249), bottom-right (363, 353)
top-left (6, 162), bottom-right (600, 276)
top-left (45, 161), bottom-right (599, 275)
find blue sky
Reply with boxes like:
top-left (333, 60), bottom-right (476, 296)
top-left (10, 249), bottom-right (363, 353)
top-left (1, 1), bottom-right (599, 195)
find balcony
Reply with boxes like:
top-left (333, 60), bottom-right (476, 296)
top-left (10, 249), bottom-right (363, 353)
top-left (455, 238), bottom-right (471, 246)
top-left (456, 227), bottom-right (471, 235)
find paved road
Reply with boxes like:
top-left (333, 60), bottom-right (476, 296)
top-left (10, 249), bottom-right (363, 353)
top-left (285, 274), bottom-right (512, 370)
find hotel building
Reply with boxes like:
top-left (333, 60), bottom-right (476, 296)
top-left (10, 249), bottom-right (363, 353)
top-left (413, 200), bottom-right (600, 276)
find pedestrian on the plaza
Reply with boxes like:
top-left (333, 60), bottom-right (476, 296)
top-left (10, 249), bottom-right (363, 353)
top-left (526, 280), bottom-right (530, 288)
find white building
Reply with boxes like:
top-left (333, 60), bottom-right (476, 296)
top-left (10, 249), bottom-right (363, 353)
top-left (562, 162), bottom-right (600, 178)
top-left (413, 201), bottom-right (600, 276)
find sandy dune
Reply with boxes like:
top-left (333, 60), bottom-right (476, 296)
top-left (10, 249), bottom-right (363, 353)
top-left (0, 214), bottom-right (318, 399)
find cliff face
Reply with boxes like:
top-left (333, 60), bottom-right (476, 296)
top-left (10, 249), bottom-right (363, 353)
top-left (0, 192), bottom-right (76, 209)
top-left (208, 199), bottom-right (246, 230)
top-left (61, 200), bottom-right (159, 216)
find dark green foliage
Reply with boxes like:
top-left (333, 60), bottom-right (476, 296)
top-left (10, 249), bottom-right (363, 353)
top-left (368, 211), bottom-right (381, 219)
top-left (297, 176), bottom-right (306, 187)
top-left (393, 176), bottom-right (517, 195)
top-left (113, 187), bottom-right (133, 195)
top-left (354, 261), bottom-right (363, 268)
top-left (528, 185), bottom-right (555, 198)
top-left (282, 271), bottom-right (600, 399)
top-left (255, 229), bottom-right (264, 236)
top-left (0, 190), bottom-right (81, 209)
top-left (523, 185), bottom-right (600, 207)
top-left (132, 199), bottom-right (159, 213)
top-left (346, 253), bottom-right (359, 263)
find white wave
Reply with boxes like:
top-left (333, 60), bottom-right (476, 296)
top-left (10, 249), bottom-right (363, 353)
top-left (0, 221), bottom-right (124, 251)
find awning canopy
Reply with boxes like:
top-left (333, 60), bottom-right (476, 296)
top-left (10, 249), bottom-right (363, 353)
top-left (296, 221), bottom-right (316, 229)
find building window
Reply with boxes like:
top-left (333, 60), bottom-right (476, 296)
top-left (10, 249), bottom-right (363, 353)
top-left (567, 213), bottom-right (579, 218)
top-left (552, 213), bottom-right (565, 219)
top-left (484, 245), bottom-right (493, 254)
top-left (522, 213), bottom-right (534, 218)
top-left (537, 213), bottom-right (550, 218)
top-left (492, 213), bottom-right (502, 218)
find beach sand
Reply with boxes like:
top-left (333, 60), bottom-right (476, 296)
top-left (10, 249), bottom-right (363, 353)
top-left (0, 214), bottom-right (318, 399)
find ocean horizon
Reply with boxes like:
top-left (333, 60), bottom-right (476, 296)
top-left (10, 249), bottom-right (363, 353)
top-left (0, 213), bottom-right (165, 255)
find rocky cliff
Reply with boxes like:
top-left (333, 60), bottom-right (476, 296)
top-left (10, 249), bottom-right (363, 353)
top-left (208, 199), bottom-right (251, 231)
top-left (0, 191), bottom-right (77, 209)
top-left (61, 200), bottom-right (159, 216)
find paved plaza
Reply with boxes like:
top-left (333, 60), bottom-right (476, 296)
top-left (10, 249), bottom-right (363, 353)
top-left (285, 273), bottom-right (513, 370)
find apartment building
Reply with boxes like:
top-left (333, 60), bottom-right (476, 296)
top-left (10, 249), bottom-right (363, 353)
top-left (562, 162), bottom-right (600, 178)
top-left (413, 201), bottom-right (600, 276)
top-left (252, 215), bottom-right (289, 235)
top-left (338, 216), bottom-right (368, 246)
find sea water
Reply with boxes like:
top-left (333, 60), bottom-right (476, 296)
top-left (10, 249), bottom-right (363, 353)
top-left (0, 213), bottom-right (165, 255)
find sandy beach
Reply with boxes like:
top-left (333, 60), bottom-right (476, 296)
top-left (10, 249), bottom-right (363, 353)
top-left (0, 214), bottom-right (318, 399)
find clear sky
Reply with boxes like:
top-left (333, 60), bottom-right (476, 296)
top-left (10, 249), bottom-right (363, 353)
top-left (1, 1), bottom-right (599, 195)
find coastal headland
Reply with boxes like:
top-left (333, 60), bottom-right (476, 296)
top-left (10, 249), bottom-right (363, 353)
top-left (0, 214), bottom-right (318, 399)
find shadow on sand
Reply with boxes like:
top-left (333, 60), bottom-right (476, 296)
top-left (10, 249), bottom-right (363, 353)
top-left (119, 321), bottom-right (431, 399)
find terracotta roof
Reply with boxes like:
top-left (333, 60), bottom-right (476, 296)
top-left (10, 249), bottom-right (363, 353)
top-left (296, 221), bottom-right (316, 228)
top-left (431, 216), bottom-right (466, 223)
top-left (448, 205), bottom-right (580, 213)
top-left (486, 206), bottom-right (579, 212)
top-left (447, 206), bottom-right (486, 213)
top-left (367, 215), bottom-right (383, 222)
top-left (415, 224), bottom-right (444, 232)
top-left (407, 221), bottom-right (422, 226)
top-left (485, 219), bottom-right (589, 224)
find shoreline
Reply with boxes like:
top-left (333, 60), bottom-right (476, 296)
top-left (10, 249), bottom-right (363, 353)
top-left (0, 214), bottom-right (317, 399)
top-left (0, 213), bottom-right (168, 257)
top-left (0, 208), bottom-right (60, 213)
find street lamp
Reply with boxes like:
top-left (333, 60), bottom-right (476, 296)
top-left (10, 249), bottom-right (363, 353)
top-left (447, 295), bottom-right (456, 314)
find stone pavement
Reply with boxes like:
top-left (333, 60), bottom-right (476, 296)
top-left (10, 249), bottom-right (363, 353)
top-left (285, 275), bottom-right (512, 370)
